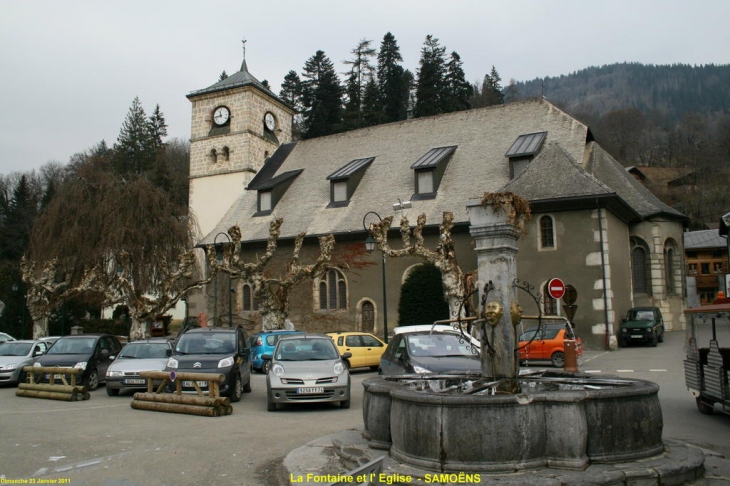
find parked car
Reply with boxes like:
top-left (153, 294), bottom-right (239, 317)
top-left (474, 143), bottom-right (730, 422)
top-left (378, 331), bottom-right (481, 375)
top-left (165, 326), bottom-right (251, 402)
top-left (250, 330), bottom-right (304, 374)
top-left (0, 339), bottom-right (54, 385)
top-left (619, 307), bottom-right (665, 347)
top-left (263, 334), bottom-right (351, 411)
top-left (518, 324), bottom-right (583, 367)
top-left (105, 338), bottom-right (173, 396)
top-left (33, 334), bottom-right (123, 390)
top-left (393, 324), bottom-right (481, 352)
top-left (326, 331), bottom-right (386, 370)
top-left (0, 332), bottom-right (17, 344)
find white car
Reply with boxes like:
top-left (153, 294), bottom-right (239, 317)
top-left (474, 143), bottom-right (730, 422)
top-left (105, 339), bottom-right (172, 396)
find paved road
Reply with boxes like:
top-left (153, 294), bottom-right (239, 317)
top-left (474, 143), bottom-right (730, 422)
top-left (1, 328), bottom-right (729, 485)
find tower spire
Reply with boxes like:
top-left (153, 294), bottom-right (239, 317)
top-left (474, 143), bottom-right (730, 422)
top-left (240, 38), bottom-right (248, 72)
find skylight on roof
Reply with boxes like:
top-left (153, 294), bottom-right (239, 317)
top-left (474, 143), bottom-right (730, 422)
top-left (327, 157), bottom-right (375, 180)
top-left (410, 146), bottom-right (457, 169)
top-left (505, 132), bottom-right (547, 157)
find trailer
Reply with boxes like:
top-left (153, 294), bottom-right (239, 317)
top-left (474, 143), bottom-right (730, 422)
top-left (683, 303), bottom-right (730, 415)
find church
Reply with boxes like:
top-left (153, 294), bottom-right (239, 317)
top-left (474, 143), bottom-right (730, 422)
top-left (185, 57), bottom-right (688, 350)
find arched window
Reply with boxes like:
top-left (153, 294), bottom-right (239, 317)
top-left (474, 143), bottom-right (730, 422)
top-left (631, 238), bottom-right (652, 295)
top-left (664, 247), bottom-right (675, 295)
top-left (542, 282), bottom-right (558, 315)
top-left (539, 215), bottom-right (555, 249)
top-left (242, 283), bottom-right (258, 311)
top-left (210, 148), bottom-right (218, 162)
top-left (222, 146), bottom-right (230, 161)
top-left (319, 269), bottom-right (347, 310)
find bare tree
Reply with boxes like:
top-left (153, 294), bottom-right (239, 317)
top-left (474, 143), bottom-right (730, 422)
top-left (368, 211), bottom-right (470, 317)
top-left (207, 219), bottom-right (336, 330)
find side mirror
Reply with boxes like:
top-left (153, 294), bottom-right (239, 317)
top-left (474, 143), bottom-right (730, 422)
top-left (33, 350), bottom-right (43, 357)
top-left (101, 349), bottom-right (110, 357)
top-left (341, 352), bottom-right (352, 359)
top-left (261, 354), bottom-right (272, 361)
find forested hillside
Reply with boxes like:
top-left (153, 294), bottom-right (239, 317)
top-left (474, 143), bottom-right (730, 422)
top-left (515, 63), bottom-right (730, 123)
top-left (512, 63), bottom-right (730, 228)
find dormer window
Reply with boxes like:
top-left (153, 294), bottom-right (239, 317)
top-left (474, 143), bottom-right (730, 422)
top-left (326, 157), bottom-right (374, 207)
top-left (411, 146), bottom-right (456, 200)
top-left (505, 132), bottom-right (546, 179)
top-left (258, 191), bottom-right (272, 212)
top-left (251, 169), bottom-right (303, 216)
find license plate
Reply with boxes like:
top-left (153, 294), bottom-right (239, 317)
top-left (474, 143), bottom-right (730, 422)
top-left (630, 335), bottom-right (643, 339)
top-left (45, 374), bottom-right (65, 380)
top-left (297, 387), bottom-right (324, 394)
top-left (183, 380), bottom-right (208, 388)
top-left (124, 378), bottom-right (146, 385)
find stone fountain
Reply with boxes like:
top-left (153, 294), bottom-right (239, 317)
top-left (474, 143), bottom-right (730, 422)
top-left (285, 195), bottom-right (705, 485)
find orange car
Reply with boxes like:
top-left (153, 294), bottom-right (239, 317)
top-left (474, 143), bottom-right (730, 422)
top-left (518, 324), bottom-right (583, 367)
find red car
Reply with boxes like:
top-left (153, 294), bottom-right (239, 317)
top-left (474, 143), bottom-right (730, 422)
top-left (518, 324), bottom-right (583, 367)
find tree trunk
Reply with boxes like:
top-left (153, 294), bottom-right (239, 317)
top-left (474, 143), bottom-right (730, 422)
top-left (31, 315), bottom-right (49, 339)
top-left (129, 318), bottom-right (151, 341)
top-left (261, 308), bottom-right (287, 331)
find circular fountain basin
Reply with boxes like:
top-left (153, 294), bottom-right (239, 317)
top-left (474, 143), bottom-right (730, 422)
top-left (363, 371), bottom-right (663, 473)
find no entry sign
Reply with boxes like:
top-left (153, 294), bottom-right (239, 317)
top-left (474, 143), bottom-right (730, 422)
top-left (547, 278), bottom-right (566, 300)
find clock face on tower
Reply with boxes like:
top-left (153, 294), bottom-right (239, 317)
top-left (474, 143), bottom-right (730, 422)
top-left (213, 106), bottom-right (230, 126)
top-left (264, 112), bottom-right (276, 131)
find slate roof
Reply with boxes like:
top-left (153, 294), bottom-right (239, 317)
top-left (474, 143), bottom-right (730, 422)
top-left (199, 99), bottom-right (685, 245)
top-left (584, 142), bottom-right (687, 221)
top-left (187, 60), bottom-right (290, 109)
top-left (684, 229), bottom-right (727, 249)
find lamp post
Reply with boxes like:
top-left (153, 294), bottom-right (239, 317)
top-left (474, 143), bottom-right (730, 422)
top-left (214, 232), bottom-right (233, 327)
top-left (363, 212), bottom-right (388, 343)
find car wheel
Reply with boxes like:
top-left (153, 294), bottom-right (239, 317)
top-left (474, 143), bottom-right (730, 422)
top-left (106, 386), bottom-right (119, 397)
top-left (649, 332), bottom-right (658, 347)
top-left (18, 370), bottom-right (27, 384)
top-left (267, 400), bottom-right (277, 411)
top-left (618, 338), bottom-right (626, 348)
top-left (658, 330), bottom-right (664, 343)
top-left (229, 373), bottom-right (242, 403)
top-left (551, 351), bottom-right (565, 368)
top-left (85, 369), bottom-right (99, 391)
top-left (340, 399), bottom-right (351, 409)
top-left (262, 361), bottom-right (270, 375)
top-left (696, 397), bottom-right (714, 415)
top-left (243, 377), bottom-right (252, 393)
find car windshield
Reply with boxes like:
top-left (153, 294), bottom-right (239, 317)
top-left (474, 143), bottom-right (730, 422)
top-left (629, 310), bottom-right (654, 321)
top-left (46, 337), bottom-right (95, 355)
top-left (0, 342), bottom-right (32, 356)
top-left (275, 338), bottom-right (339, 361)
top-left (405, 334), bottom-right (474, 357)
top-left (175, 333), bottom-right (235, 354)
top-left (118, 342), bottom-right (169, 359)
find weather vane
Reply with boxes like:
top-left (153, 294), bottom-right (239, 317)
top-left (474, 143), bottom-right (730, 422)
top-left (241, 38), bottom-right (247, 61)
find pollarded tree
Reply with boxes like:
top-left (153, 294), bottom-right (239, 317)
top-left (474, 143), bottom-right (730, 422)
top-left (207, 220), bottom-right (336, 330)
top-left (300, 50), bottom-right (344, 139)
top-left (368, 211), bottom-right (468, 317)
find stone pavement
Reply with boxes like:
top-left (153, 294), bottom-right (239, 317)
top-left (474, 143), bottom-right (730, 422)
top-left (284, 429), bottom-right (730, 485)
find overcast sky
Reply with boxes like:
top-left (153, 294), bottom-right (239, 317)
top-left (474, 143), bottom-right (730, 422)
top-left (1, 0), bottom-right (728, 176)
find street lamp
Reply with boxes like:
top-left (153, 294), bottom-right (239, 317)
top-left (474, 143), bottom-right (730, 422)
top-left (363, 212), bottom-right (388, 343)
top-left (214, 232), bottom-right (233, 327)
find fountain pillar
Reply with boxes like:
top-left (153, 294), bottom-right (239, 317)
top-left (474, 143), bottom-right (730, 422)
top-left (467, 195), bottom-right (527, 393)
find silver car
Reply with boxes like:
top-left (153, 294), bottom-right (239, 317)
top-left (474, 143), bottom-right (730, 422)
top-left (264, 334), bottom-right (351, 411)
top-left (105, 339), bottom-right (172, 396)
top-left (0, 339), bottom-right (54, 385)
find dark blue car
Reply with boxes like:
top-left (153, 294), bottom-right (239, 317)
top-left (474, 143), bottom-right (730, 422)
top-left (249, 330), bottom-right (304, 373)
